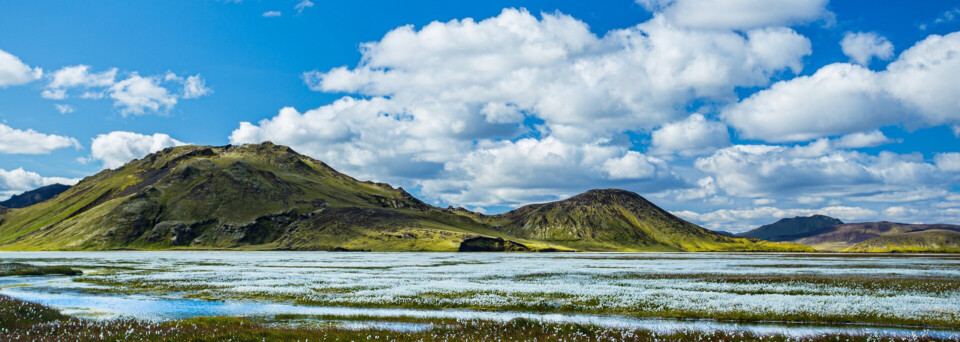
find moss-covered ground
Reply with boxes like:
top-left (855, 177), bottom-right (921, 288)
top-left (0, 263), bottom-right (82, 277)
top-left (1, 295), bottom-right (954, 342)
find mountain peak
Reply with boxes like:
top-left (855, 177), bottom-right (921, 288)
top-left (571, 188), bottom-right (643, 199)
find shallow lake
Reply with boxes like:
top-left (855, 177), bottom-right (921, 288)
top-left (1, 251), bottom-right (959, 338)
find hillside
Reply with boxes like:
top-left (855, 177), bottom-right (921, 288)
top-left (0, 142), bottom-right (808, 252)
top-left (0, 184), bottom-right (71, 209)
top-left (484, 189), bottom-right (811, 252)
top-left (0, 143), bottom-right (509, 251)
top-left (845, 229), bottom-right (960, 253)
top-left (738, 215), bottom-right (843, 241)
top-left (782, 222), bottom-right (960, 251)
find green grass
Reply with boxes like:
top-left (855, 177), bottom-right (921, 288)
top-left (0, 294), bottom-right (68, 331)
top-left (845, 230), bottom-right (960, 253)
top-left (0, 295), bottom-right (952, 342)
top-left (0, 263), bottom-right (82, 277)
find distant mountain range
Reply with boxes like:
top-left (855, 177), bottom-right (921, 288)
top-left (0, 184), bottom-right (70, 209)
top-left (740, 215), bottom-right (960, 252)
top-left (0, 142), bottom-right (807, 252)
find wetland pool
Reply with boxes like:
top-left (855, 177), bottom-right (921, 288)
top-left (1, 251), bottom-right (959, 338)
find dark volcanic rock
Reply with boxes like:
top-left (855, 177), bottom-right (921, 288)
top-left (458, 237), bottom-right (530, 252)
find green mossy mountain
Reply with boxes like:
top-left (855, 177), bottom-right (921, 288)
top-left (484, 189), bottom-right (809, 252)
top-left (0, 142), bottom-right (808, 252)
top-left (737, 215), bottom-right (843, 241)
top-left (0, 184), bottom-right (71, 209)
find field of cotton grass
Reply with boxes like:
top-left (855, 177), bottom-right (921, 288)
top-left (2, 294), bottom-right (958, 342)
top-left (1, 251), bottom-right (960, 340)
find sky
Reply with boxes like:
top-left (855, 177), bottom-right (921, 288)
top-left (1, 0), bottom-right (959, 232)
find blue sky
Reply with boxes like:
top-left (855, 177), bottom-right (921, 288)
top-left (1, 0), bottom-right (959, 231)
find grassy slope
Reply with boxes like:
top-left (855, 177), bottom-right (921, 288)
top-left (0, 143), bottom-right (804, 252)
top-left (483, 189), bottom-right (811, 252)
top-left (0, 143), bottom-right (565, 252)
top-left (844, 229), bottom-right (960, 253)
top-left (788, 222), bottom-right (960, 252)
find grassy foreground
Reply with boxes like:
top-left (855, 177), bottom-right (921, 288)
top-left (0, 295), bottom-right (953, 342)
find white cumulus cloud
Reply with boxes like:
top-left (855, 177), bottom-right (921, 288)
top-left (54, 104), bottom-right (75, 114)
top-left (650, 114), bottom-right (730, 157)
top-left (421, 137), bottom-right (678, 207)
top-left (725, 32), bottom-right (960, 143)
top-left (840, 32), bottom-right (894, 66)
top-left (304, 9), bottom-right (810, 142)
top-left (0, 48), bottom-right (42, 87)
top-left (833, 130), bottom-right (895, 149)
top-left (41, 66), bottom-right (210, 115)
top-left (883, 206), bottom-right (920, 219)
top-left (724, 63), bottom-right (901, 142)
top-left (181, 74), bottom-right (211, 99)
top-left (695, 143), bottom-right (949, 198)
top-left (0, 124), bottom-right (80, 154)
top-left (86, 131), bottom-right (185, 169)
top-left (241, 8), bottom-right (818, 208)
top-left (602, 151), bottom-right (660, 180)
top-left (0, 168), bottom-right (80, 201)
top-left (108, 74), bottom-right (178, 115)
top-left (47, 65), bottom-right (117, 90)
top-left (636, 0), bottom-right (831, 30)
top-left (935, 152), bottom-right (960, 172)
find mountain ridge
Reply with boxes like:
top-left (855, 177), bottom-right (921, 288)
top-left (0, 184), bottom-right (71, 209)
top-left (0, 142), bottom-right (808, 252)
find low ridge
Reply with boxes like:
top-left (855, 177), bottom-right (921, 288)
top-left (845, 229), bottom-right (960, 253)
top-left (782, 222), bottom-right (960, 251)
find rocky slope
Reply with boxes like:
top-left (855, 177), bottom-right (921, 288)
top-left (0, 142), bottom-right (808, 252)
top-left (0, 184), bottom-right (71, 209)
top-left (737, 215), bottom-right (843, 241)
